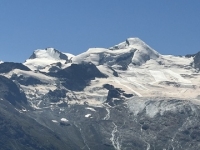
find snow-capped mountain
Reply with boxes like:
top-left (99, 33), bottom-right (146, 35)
top-left (72, 38), bottom-right (160, 70)
top-left (110, 37), bottom-right (160, 65)
top-left (24, 47), bottom-right (73, 71)
top-left (1, 37), bottom-right (200, 149)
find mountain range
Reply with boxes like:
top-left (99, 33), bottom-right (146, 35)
top-left (0, 37), bottom-right (200, 150)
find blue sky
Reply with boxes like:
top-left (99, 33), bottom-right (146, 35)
top-left (0, 1), bottom-right (200, 62)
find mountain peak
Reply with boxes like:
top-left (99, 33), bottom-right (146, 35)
top-left (24, 48), bottom-right (72, 70)
top-left (29, 48), bottom-right (68, 60)
top-left (110, 37), bottom-right (158, 51)
top-left (126, 37), bottom-right (145, 46)
top-left (109, 37), bottom-right (160, 65)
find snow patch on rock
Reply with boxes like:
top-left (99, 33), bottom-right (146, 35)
top-left (85, 114), bottom-right (92, 118)
top-left (52, 120), bottom-right (58, 123)
top-left (61, 118), bottom-right (69, 122)
top-left (85, 107), bottom-right (96, 112)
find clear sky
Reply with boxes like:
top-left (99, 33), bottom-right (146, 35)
top-left (0, 1), bottom-right (200, 62)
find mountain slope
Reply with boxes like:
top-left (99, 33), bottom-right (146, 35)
top-left (0, 75), bottom-right (27, 108)
top-left (24, 48), bottom-right (73, 71)
top-left (0, 76), bottom-right (78, 150)
top-left (1, 37), bottom-right (200, 149)
top-left (0, 62), bottom-right (30, 73)
top-left (0, 101), bottom-right (79, 150)
top-left (72, 38), bottom-right (160, 70)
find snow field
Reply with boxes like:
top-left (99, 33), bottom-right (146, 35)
top-left (126, 77), bottom-right (148, 90)
top-left (149, 70), bottom-right (168, 82)
top-left (164, 69), bottom-right (192, 84)
top-left (112, 77), bottom-right (143, 97)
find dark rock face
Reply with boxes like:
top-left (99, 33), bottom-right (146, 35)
top-left (99, 51), bottom-right (135, 70)
top-left (185, 51), bottom-right (200, 70)
top-left (185, 54), bottom-right (196, 58)
top-left (50, 62), bottom-right (107, 91)
top-left (46, 89), bottom-right (67, 102)
top-left (0, 76), bottom-right (77, 149)
top-left (0, 75), bottom-right (27, 107)
top-left (25, 99), bottom-right (200, 150)
top-left (29, 52), bottom-right (37, 59)
top-left (193, 51), bottom-right (200, 70)
top-left (11, 74), bottom-right (45, 86)
top-left (49, 66), bottom-right (61, 72)
top-left (159, 81), bottom-right (181, 87)
top-left (108, 67), bottom-right (119, 77)
top-left (116, 51), bottom-right (135, 70)
top-left (103, 84), bottom-right (133, 106)
top-left (125, 99), bottom-right (200, 150)
top-left (48, 62), bottom-right (62, 72)
top-left (0, 100), bottom-right (77, 150)
top-left (28, 104), bottom-right (115, 150)
top-left (0, 62), bottom-right (30, 73)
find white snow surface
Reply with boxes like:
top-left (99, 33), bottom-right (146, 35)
top-left (85, 114), bottom-right (92, 118)
top-left (149, 70), bottom-right (168, 82)
top-left (24, 48), bottom-right (73, 71)
top-left (31, 48), bottom-right (65, 60)
top-left (52, 120), bottom-right (58, 123)
top-left (61, 118), bottom-right (69, 122)
top-left (72, 37), bottom-right (160, 66)
top-left (85, 107), bottom-right (96, 112)
top-left (5, 69), bottom-right (56, 83)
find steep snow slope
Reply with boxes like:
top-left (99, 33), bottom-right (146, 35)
top-left (73, 38), bottom-right (160, 68)
top-left (24, 48), bottom-right (73, 71)
top-left (63, 53), bottom-right (75, 59)
top-left (110, 38), bottom-right (160, 65)
top-left (29, 48), bottom-right (67, 60)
